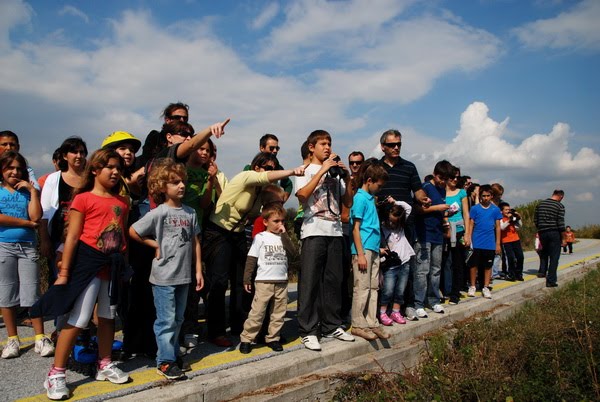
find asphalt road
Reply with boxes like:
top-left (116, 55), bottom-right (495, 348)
top-left (2, 238), bottom-right (600, 401)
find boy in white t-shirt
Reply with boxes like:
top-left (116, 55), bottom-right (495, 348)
top-left (295, 130), bottom-right (355, 351)
top-left (239, 204), bottom-right (297, 354)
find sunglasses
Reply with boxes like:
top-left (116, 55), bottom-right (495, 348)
top-left (173, 132), bottom-right (193, 138)
top-left (383, 142), bottom-right (402, 148)
top-left (268, 145), bottom-right (280, 152)
top-left (169, 114), bottom-right (188, 122)
top-left (262, 165), bottom-right (275, 171)
top-left (349, 160), bottom-right (363, 166)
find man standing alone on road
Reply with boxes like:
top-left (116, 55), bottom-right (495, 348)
top-left (534, 189), bottom-right (566, 287)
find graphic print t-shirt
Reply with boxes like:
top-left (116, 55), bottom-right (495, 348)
top-left (296, 163), bottom-right (345, 239)
top-left (70, 192), bottom-right (129, 254)
top-left (132, 203), bottom-right (201, 286)
top-left (248, 231), bottom-right (288, 282)
top-left (0, 186), bottom-right (35, 242)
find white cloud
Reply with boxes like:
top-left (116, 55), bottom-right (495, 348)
top-left (575, 192), bottom-right (593, 202)
top-left (513, 0), bottom-right (600, 51)
top-left (258, 0), bottom-right (414, 62)
top-left (0, 0), bottom-right (33, 50)
top-left (251, 3), bottom-right (279, 30)
top-left (58, 5), bottom-right (90, 23)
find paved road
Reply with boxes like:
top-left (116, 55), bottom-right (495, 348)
top-left (2, 239), bottom-right (600, 401)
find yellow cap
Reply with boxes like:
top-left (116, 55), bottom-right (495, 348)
top-left (101, 131), bottom-right (141, 153)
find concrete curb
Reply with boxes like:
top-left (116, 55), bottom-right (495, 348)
top-left (112, 257), bottom-right (599, 402)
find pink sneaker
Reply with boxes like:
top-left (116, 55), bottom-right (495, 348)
top-left (379, 312), bottom-right (393, 326)
top-left (390, 311), bottom-right (407, 324)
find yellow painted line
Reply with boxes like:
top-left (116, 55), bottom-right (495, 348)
top-left (17, 337), bottom-right (303, 402)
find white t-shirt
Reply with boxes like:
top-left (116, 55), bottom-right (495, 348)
top-left (248, 231), bottom-right (288, 282)
top-left (295, 163), bottom-right (345, 239)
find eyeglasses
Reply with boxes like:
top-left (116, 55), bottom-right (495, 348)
top-left (169, 114), bottom-right (188, 122)
top-left (268, 146), bottom-right (280, 152)
top-left (173, 132), bottom-right (193, 138)
top-left (349, 160), bottom-right (363, 166)
top-left (451, 176), bottom-right (460, 180)
top-left (262, 165), bottom-right (275, 171)
top-left (383, 142), bottom-right (402, 149)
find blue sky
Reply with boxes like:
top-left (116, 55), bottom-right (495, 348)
top-left (1, 0), bottom-right (599, 227)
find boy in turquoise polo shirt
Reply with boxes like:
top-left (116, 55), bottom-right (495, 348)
top-left (350, 159), bottom-right (390, 341)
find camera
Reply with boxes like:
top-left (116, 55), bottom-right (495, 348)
top-left (509, 209), bottom-right (521, 223)
top-left (328, 156), bottom-right (347, 179)
top-left (380, 249), bottom-right (402, 269)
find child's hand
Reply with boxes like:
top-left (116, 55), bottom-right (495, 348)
top-left (210, 118), bottom-right (231, 139)
top-left (154, 247), bottom-right (161, 260)
top-left (54, 276), bottom-right (68, 285)
top-left (14, 180), bottom-right (34, 192)
top-left (320, 157), bottom-right (338, 173)
top-left (207, 161), bottom-right (219, 177)
top-left (357, 254), bottom-right (367, 271)
top-left (244, 284), bottom-right (252, 293)
top-left (195, 273), bottom-right (204, 291)
top-left (380, 248), bottom-right (389, 256)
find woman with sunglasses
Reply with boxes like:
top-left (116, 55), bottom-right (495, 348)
top-left (444, 166), bottom-right (471, 305)
top-left (202, 153), bottom-right (305, 347)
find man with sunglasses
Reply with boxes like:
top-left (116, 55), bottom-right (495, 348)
top-left (244, 134), bottom-right (293, 202)
top-left (377, 129), bottom-right (430, 321)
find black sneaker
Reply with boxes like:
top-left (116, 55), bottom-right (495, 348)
top-left (266, 341), bottom-right (283, 352)
top-left (176, 356), bottom-right (191, 372)
top-left (157, 362), bottom-right (184, 380)
top-left (239, 342), bottom-right (252, 354)
top-left (516, 276), bottom-right (524, 281)
top-left (448, 297), bottom-right (459, 305)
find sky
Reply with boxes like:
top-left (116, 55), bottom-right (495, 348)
top-left (1, 0), bottom-right (599, 227)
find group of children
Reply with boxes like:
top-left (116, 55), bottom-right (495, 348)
top-left (1, 124), bottom-right (572, 401)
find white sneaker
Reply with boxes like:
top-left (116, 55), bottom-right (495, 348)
top-left (467, 286), bottom-right (476, 297)
top-left (183, 334), bottom-right (199, 349)
top-left (432, 304), bottom-right (445, 314)
top-left (35, 336), bottom-right (55, 357)
top-left (301, 335), bottom-right (322, 351)
top-left (323, 327), bottom-right (355, 342)
top-left (96, 361), bottom-right (129, 384)
top-left (416, 308), bottom-right (429, 318)
top-left (44, 372), bottom-right (70, 400)
top-left (1, 337), bottom-right (20, 359)
top-left (405, 307), bottom-right (419, 321)
top-left (482, 287), bottom-right (492, 299)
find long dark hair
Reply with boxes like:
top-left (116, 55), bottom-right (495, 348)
top-left (0, 151), bottom-right (29, 183)
top-left (75, 149), bottom-right (124, 196)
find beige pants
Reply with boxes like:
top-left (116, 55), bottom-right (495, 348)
top-left (240, 282), bottom-right (288, 343)
top-left (351, 250), bottom-right (380, 329)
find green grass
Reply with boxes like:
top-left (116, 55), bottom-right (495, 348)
top-left (333, 263), bottom-right (600, 402)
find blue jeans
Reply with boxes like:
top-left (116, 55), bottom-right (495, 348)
top-left (413, 242), bottom-right (443, 309)
top-left (380, 261), bottom-right (410, 307)
top-left (152, 284), bottom-right (188, 366)
top-left (539, 230), bottom-right (562, 285)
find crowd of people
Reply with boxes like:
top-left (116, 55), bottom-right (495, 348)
top-left (0, 103), bottom-right (570, 400)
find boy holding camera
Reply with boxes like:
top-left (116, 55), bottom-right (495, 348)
top-left (499, 202), bottom-right (524, 281)
top-left (295, 130), bottom-right (355, 351)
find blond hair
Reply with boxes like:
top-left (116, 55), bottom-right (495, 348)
top-left (148, 158), bottom-right (187, 204)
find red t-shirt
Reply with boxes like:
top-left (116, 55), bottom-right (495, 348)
top-left (251, 215), bottom-right (267, 239)
top-left (70, 192), bottom-right (129, 279)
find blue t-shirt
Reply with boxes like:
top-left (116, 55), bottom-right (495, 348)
top-left (446, 189), bottom-right (467, 232)
top-left (0, 186), bottom-right (35, 243)
top-left (350, 189), bottom-right (381, 254)
top-left (470, 203), bottom-right (502, 250)
top-left (415, 182), bottom-right (445, 245)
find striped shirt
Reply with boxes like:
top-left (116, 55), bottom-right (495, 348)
top-left (378, 157), bottom-right (422, 206)
top-left (534, 198), bottom-right (565, 233)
